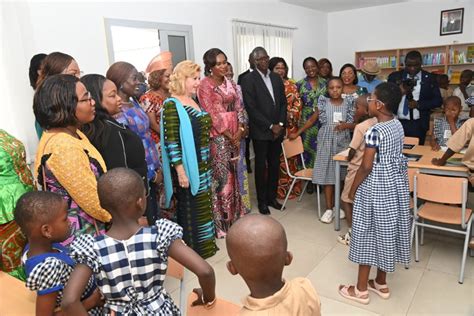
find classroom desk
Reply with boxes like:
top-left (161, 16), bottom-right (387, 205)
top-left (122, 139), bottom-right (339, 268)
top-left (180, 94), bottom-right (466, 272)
top-left (332, 145), bottom-right (469, 231)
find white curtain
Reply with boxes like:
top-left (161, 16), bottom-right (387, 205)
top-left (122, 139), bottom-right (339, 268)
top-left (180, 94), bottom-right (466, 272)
top-left (232, 21), bottom-right (294, 78)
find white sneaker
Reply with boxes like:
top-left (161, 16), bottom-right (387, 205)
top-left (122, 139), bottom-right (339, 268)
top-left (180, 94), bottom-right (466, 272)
top-left (339, 209), bottom-right (346, 219)
top-left (337, 231), bottom-right (351, 246)
top-left (320, 209), bottom-right (334, 223)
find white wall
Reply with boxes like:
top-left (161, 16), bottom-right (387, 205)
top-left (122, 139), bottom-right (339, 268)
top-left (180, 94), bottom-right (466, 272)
top-left (1, 0), bottom-right (327, 161)
top-left (328, 0), bottom-right (474, 71)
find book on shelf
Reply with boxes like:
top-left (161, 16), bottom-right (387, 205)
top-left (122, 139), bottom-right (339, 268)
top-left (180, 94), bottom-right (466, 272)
top-left (357, 56), bottom-right (396, 69)
top-left (448, 70), bottom-right (461, 85)
top-left (467, 45), bottom-right (474, 63)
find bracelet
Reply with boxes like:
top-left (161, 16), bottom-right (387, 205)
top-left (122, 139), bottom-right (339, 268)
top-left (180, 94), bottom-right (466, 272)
top-left (202, 294), bottom-right (217, 309)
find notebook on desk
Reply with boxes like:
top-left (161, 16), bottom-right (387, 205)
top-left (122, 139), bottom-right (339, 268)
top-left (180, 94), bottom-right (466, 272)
top-left (446, 157), bottom-right (464, 166)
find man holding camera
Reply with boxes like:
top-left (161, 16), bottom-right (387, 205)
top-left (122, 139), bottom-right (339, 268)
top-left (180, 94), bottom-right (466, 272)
top-left (388, 50), bottom-right (443, 144)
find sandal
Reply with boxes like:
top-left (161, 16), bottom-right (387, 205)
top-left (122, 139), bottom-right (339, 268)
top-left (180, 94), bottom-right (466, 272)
top-left (338, 284), bottom-right (370, 305)
top-left (368, 279), bottom-right (390, 299)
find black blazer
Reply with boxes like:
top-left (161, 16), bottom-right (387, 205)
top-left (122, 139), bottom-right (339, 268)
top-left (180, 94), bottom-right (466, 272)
top-left (387, 70), bottom-right (442, 131)
top-left (237, 69), bottom-right (251, 85)
top-left (91, 119), bottom-right (148, 183)
top-left (241, 70), bottom-right (287, 141)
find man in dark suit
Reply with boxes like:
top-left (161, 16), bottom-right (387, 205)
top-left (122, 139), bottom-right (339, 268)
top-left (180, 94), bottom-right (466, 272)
top-left (388, 50), bottom-right (442, 144)
top-left (241, 47), bottom-right (287, 214)
top-left (238, 52), bottom-right (256, 173)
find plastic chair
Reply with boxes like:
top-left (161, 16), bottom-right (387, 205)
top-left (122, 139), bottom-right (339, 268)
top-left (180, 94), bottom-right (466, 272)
top-left (186, 292), bottom-right (240, 316)
top-left (404, 136), bottom-right (420, 145)
top-left (167, 257), bottom-right (186, 313)
top-left (412, 172), bottom-right (472, 283)
top-left (281, 137), bottom-right (321, 218)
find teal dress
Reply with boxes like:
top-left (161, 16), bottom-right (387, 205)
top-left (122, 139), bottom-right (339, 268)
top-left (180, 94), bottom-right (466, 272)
top-left (296, 77), bottom-right (327, 167)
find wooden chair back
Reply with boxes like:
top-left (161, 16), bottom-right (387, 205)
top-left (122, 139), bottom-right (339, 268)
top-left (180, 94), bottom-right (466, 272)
top-left (415, 173), bottom-right (466, 204)
top-left (282, 137), bottom-right (304, 159)
top-left (0, 271), bottom-right (36, 315)
top-left (167, 257), bottom-right (184, 280)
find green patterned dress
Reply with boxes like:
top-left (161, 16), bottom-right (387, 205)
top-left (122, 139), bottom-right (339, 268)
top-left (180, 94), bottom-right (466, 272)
top-left (162, 100), bottom-right (217, 259)
top-left (0, 130), bottom-right (34, 280)
top-left (296, 77), bottom-right (327, 167)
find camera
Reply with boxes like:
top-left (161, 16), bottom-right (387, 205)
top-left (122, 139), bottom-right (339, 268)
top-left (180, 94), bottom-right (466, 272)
top-left (402, 77), bottom-right (417, 101)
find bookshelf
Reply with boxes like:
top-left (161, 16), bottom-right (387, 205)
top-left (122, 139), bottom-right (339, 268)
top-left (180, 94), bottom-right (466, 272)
top-left (355, 42), bottom-right (474, 83)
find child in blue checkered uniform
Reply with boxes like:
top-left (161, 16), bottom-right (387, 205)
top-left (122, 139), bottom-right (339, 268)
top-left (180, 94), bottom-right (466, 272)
top-left (61, 168), bottom-right (216, 315)
top-left (339, 83), bottom-right (411, 305)
top-left (15, 191), bottom-right (103, 315)
top-left (430, 96), bottom-right (466, 151)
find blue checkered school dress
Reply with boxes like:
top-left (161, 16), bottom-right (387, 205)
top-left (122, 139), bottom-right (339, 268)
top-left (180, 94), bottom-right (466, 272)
top-left (22, 243), bottom-right (102, 315)
top-left (433, 116), bottom-right (466, 147)
top-left (312, 96), bottom-right (354, 185)
top-left (70, 219), bottom-right (183, 315)
top-left (349, 119), bottom-right (411, 273)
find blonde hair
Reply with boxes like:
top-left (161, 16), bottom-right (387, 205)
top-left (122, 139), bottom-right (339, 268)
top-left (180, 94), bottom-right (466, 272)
top-left (169, 60), bottom-right (201, 95)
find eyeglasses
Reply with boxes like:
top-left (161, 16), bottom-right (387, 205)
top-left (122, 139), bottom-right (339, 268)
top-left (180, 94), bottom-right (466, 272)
top-left (367, 97), bottom-right (385, 107)
top-left (78, 92), bottom-right (92, 103)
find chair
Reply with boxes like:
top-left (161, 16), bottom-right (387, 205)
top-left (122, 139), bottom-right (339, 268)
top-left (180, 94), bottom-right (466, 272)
top-left (412, 172), bottom-right (472, 283)
top-left (404, 136), bottom-right (419, 145)
top-left (167, 257), bottom-right (186, 313)
top-left (281, 137), bottom-right (321, 218)
top-left (186, 292), bottom-right (240, 316)
top-left (0, 271), bottom-right (36, 315)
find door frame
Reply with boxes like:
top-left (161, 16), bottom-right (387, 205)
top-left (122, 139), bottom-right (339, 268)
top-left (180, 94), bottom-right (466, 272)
top-left (104, 18), bottom-right (194, 65)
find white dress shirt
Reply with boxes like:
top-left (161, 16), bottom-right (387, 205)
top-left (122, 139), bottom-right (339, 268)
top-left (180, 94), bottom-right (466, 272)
top-left (397, 71), bottom-right (421, 120)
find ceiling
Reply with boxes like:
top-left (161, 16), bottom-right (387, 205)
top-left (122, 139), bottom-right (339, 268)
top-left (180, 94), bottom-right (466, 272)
top-left (280, 0), bottom-right (411, 12)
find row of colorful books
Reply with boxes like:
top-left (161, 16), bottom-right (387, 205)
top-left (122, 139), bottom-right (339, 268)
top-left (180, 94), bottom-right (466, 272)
top-left (357, 56), bottom-right (397, 69)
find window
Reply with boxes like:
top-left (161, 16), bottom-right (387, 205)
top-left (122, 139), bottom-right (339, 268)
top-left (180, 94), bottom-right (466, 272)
top-left (232, 20), bottom-right (294, 77)
top-left (105, 19), bottom-right (194, 72)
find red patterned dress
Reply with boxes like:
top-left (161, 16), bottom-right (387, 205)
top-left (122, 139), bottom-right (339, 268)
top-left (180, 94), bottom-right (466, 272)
top-left (197, 77), bottom-right (250, 237)
top-left (277, 79), bottom-right (303, 200)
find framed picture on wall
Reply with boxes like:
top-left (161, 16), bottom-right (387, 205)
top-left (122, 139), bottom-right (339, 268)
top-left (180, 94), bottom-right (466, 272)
top-left (440, 8), bottom-right (464, 36)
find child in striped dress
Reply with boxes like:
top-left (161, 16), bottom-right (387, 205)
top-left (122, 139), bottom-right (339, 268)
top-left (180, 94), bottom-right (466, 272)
top-left (339, 82), bottom-right (411, 305)
top-left (61, 168), bottom-right (216, 315)
top-left (430, 96), bottom-right (466, 151)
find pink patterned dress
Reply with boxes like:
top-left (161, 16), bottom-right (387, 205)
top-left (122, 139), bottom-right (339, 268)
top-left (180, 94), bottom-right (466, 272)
top-left (197, 77), bottom-right (250, 237)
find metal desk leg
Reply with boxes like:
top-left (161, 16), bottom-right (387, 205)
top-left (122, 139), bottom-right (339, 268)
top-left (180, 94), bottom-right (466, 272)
top-left (334, 161), bottom-right (341, 231)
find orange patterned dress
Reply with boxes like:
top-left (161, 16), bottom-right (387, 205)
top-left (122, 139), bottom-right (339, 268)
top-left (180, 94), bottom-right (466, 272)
top-left (277, 79), bottom-right (303, 200)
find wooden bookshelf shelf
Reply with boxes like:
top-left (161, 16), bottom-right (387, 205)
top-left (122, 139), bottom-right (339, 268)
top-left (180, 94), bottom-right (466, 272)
top-left (355, 42), bottom-right (474, 80)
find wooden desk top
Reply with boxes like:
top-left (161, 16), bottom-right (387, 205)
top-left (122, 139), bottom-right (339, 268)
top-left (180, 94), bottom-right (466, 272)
top-left (334, 145), bottom-right (468, 173)
top-left (0, 271), bottom-right (36, 315)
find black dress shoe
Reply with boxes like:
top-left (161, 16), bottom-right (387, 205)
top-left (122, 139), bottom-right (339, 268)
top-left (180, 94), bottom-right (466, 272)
top-left (268, 200), bottom-right (285, 210)
top-left (258, 205), bottom-right (271, 215)
top-left (246, 161), bottom-right (252, 173)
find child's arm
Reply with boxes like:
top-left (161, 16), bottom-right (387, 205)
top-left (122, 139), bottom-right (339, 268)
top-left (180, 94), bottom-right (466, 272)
top-left (348, 146), bottom-right (376, 200)
top-left (61, 264), bottom-right (96, 316)
top-left (432, 148), bottom-right (455, 166)
top-left (334, 122), bottom-right (355, 132)
top-left (36, 291), bottom-right (60, 316)
top-left (288, 110), bottom-right (319, 140)
top-left (168, 239), bottom-right (216, 306)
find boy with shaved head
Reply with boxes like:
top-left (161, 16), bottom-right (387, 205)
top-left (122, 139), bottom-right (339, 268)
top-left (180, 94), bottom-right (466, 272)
top-left (226, 214), bottom-right (321, 315)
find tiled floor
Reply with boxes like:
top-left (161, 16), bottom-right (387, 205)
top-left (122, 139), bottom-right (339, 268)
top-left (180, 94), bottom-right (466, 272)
top-left (164, 178), bottom-right (474, 315)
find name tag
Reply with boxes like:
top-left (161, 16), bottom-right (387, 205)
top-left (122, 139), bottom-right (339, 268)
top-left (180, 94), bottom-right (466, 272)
top-left (333, 112), bottom-right (342, 123)
top-left (443, 129), bottom-right (452, 139)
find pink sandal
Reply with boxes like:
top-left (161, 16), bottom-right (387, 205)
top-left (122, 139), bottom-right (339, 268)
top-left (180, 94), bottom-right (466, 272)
top-left (368, 279), bottom-right (390, 299)
top-left (338, 284), bottom-right (370, 305)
